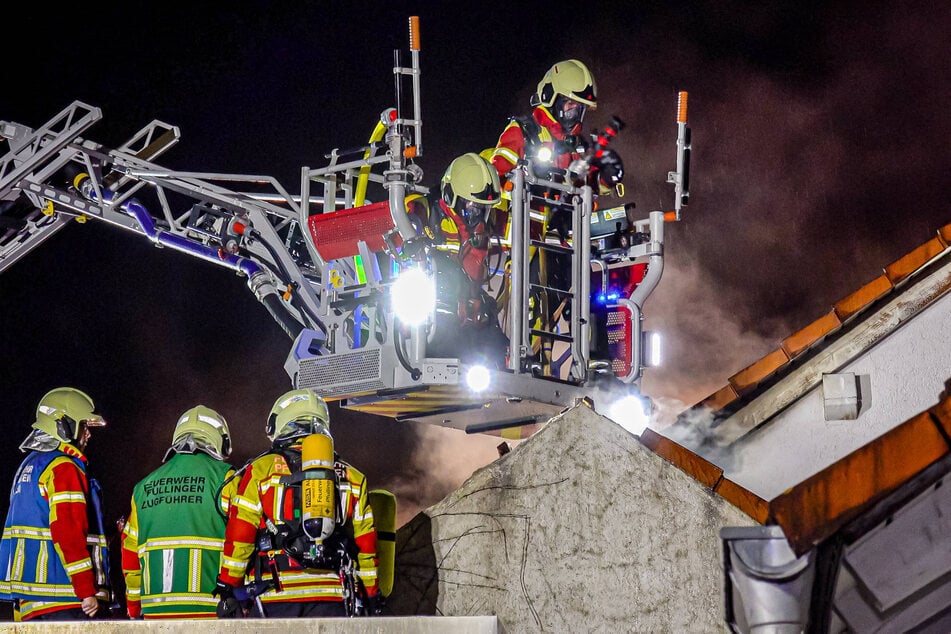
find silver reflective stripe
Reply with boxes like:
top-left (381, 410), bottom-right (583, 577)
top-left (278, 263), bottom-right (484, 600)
top-left (189, 549), bottom-right (201, 593)
top-left (143, 551), bottom-right (151, 595)
top-left (36, 542), bottom-right (48, 583)
top-left (163, 549), bottom-right (174, 594)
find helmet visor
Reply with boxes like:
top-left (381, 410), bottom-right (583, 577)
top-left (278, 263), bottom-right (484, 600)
top-left (571, 83), bottom-right (597, 106)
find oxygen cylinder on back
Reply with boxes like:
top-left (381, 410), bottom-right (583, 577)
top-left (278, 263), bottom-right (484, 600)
top-left (300, 432), bottom-right (336, 541)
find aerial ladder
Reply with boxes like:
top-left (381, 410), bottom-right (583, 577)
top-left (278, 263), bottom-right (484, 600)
top-left (0, 17), bottom-right (690, 439)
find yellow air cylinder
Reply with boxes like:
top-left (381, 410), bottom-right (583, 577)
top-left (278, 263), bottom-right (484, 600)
top-left (369, 489), bottom-right (397, 597)
top-left (301, 433), bottom-right (336, 541)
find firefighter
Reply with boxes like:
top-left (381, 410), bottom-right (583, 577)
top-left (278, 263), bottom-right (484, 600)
top-left (120, 405), bottom-right (237, 619)
top-left (489, 60), bottom-right (624, 370)
top-left (214, 388), bottom-right (382, 618)
top-left (425, 153), bottom-right (509, 368)
top-left (0, 388), bottom-right (111, 621)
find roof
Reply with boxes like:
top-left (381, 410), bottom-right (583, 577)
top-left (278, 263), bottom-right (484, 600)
top-left (635, 221), bottom-right (951, 554)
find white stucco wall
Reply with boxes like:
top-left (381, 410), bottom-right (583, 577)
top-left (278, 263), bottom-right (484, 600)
top-left (390, 404), bottom-right (754, 633)
top-left (723, 290), bottom-right (950, 499)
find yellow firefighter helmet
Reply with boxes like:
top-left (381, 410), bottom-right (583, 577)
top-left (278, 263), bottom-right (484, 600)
top-left (266, 388), bottom-right (331, 443)
top-left (31, 387), bottom-right (105, 444)
top-left (165, 405), bottom-right (232, 461)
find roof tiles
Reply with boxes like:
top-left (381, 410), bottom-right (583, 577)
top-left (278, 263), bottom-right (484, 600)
top-left (638, 223), bottom-right (951, 532)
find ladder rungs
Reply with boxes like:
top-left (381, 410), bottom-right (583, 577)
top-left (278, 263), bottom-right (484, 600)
top-left (530, 240), bottom-right (573, 254)
top-left (529, 329), bottom-right (573, 343)
top-left (529, 283), bottom-right (573, 295)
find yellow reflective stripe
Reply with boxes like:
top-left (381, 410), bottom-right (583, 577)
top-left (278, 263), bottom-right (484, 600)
top-left (13, 538), bottom-right (25, 581)
top-left (139, 537), bottom-right (224, 551)
top-left (124, 524), bottom-right (138, 539)
top-left (3, 580), bottom-right (76, 596)
top-left (493, 147), bottom-right (519, 164)
top-left (127, 585), bottom-right (141, 598)
top-left (143, 551), bottom-right (151, 595)
top-left (259, 585), bottom-right (341, 601)
top-left (232, 495), bottom-right (261, 513)
top-left (355, 568), bottom-right (377, 580)
top-left (221, 555), bottom-right (247, 570)
top-left (142, 594), bottom-right (219, 606)
top-left (87, 535), bottom-right (107, 547)
top-left (3, 526), bottom-right (52, 539)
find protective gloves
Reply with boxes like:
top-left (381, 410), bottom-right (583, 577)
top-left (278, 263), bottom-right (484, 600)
top-left (213, 577), bottom-right (241, 619)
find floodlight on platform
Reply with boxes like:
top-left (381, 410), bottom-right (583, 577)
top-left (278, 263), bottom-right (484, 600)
top-left (392, 267), bottom-right (435, 326)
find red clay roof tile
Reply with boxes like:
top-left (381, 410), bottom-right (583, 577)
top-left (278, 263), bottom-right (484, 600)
top-left (639, 428), bottom-right (723, 489)
top-left (884, 236), bottom-right (947, 284)
top-left (728, 348), bottom-right (790, 394)
top-left (833, 274), bottom-right (893, 321)
top-left (714, 478), bottom-right (769, 524)
top-left (781, 310), bottom-right (842, 358)
top-left (768, 410), bottom-right (951, 555)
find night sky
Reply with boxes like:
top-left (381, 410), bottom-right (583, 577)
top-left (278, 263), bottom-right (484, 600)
top-left (2, 0), bottom-right (948, 540)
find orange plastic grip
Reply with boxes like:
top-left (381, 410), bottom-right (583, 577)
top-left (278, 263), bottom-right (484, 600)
top-left (409, 16), bottom-right (421, 51)
top-left (677, 91), bottom-right (688, 124)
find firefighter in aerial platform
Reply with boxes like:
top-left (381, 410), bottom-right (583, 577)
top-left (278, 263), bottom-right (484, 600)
top-left (422, 153), bottom-right (510, 368)
top-left (214, 388), bottom-right (387, 618)
top-left (489, 59), bottom-right (624, 370)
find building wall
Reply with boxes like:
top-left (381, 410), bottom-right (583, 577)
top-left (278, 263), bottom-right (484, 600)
top-left (725, 291), bottom-right (950, 499)
top-left (390, 404), bottom-right (754, 633)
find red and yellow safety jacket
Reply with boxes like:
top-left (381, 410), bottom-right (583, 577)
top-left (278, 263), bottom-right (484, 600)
top-left (490, 105), bottom-right (579, 178)
top-left (218, 446), bottom-right (379, 605)
top-left (490, 105), bottom-right (583, 243)
top-left (0, 443), bottom-right (110, 620)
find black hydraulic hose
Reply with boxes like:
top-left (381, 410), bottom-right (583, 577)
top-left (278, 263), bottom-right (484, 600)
top-left (393, 319), bottom-right (422, 381)
top-left (262, 292), bottom-right (304, 341)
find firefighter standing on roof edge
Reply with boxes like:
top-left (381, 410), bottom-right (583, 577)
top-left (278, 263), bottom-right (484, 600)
top-left (214, 388), bottom-right (382, 617)
top-left (0, 388), bottom-right (112, 621)
top-left (120, 405), bottom-right (237, 619)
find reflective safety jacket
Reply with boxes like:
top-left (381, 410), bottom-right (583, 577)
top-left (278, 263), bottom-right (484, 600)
top-left (121, 452), bottom-right (236, 619)
top-left (490, 105), bottom-right (583, 243)
top-left (490, 105), bottom-right (577, 178)
top-left (219, 447), bottom-right (379, 605)
top-left (0, 445), bottom-right (109, 620)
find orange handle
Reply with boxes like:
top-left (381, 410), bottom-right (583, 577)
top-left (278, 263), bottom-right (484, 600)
top-left (409, 16), bottom-right (421, 51)
top-left (677, 91), bottom-right (688, 124)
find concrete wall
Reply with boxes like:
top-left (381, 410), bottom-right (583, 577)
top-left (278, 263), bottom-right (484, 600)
top-left (5, 616), bottom-right (502, 633)
top-left (389, 404), bottom-right (755, 633)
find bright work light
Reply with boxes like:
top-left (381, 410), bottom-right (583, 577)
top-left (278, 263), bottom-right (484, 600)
top-left (465, 365), bottom-right (491, 392)
top-left (392, 267), bottom-right (435, 326)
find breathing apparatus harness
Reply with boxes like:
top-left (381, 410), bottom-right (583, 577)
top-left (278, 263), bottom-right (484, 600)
top-left (216, 433), bottom-right (368, 617)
